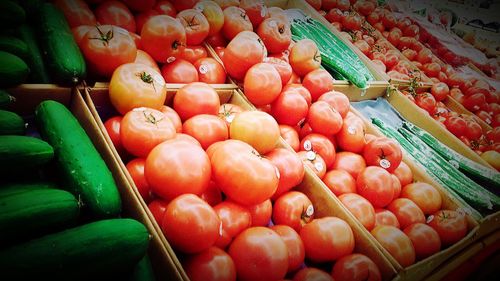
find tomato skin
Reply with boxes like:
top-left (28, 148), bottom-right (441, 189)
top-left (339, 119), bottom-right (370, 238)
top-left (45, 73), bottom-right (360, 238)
top-left (323, 169), bottom-right (356, 196)
top-left (154, 0), bottom-right (177, 16)
top-left (264, 57), bottom-right (293, 86)
top-left (230, 111), bottom-right (280, 154)
top-left (159, 105), bottom-right (182, 133)
top-left (177, 9), bottom-right (210, 45)
top-left (302, 69), bottom-right (334, 102)
top-left (387, 198), bottom-right (425, 229)
top-left (141, 15), bottom-right (186, 63)
top-left (271, 225), bottom-right (306, 272)
top-left (246, 199), bottom-right (272, 226)
top-left (104, 116), bottom-right (124, 155)
top-left (307, 101), bottom-right (343, 135)
top-left (300, 217), bottom-right (355, 262)
top-left (336, 114), bottom-right (366, 154)
top-left (331, 253), bottom-right (382, 281)
top-left (280, 124), bottom-right (300, 151)
top-left (95, 0), bottom-right (136, 33)
top-left (122, 0), bottom-right (156, 12)
top-left (445, 116), bottom-right (467, 137)
top-left (183, 114), bottom-right (229, 150)
top-left (222, 6), bottom-right (253, 40)
top-left (356, 166), bottom-right (394, 208)
top-left (428, 210), bottom-right (468, 246)
top-left (431, 82), bottom-right (450, 102)
top-left (293, 268), bottom-right (333, 281)
top-left (182, 45), bottom-right (208, 64)
top-left (146, 140), bottom-right (211, 200)
top-left (172, 0), bottom-right (199, 11)
top-left (289, 39), bottom-right (321, 76)
top-left (194, 57), bottom-right (227, 84)
top-left (173, 82), bottom-right (221, 121)
top-left (183, 247), bottom-right (236, 281)
top-left (135, 50), bottom-right (160, 73)
top-left (318, 91), bottom-right (350, 118)
top-left (271, 89), bottom-right (309, 126)
top-left (135, 10), bottom-right (159, 34)
top-left (415, 92), bottom-right (437, 115)
top-left (162, 194), bottom-right (220, 253)
top-left (332, 151), bottom-right (367, 179)
top-left (228, 227), bottom-right (289, 281)
top-left (363, 138), bottom-right (402, 173)
top-left (392, 161), bottom-right (413, 187)
top-left (298, 151), bottom-right (327, 179)
top-left (374, 208), bottom-right (400, 228)
top-left (404, 223), bottom-right (441, 260)
top-left (54, 0), bottom-right (96, 28)
top-left (300, 133), bottom-right (336, 169)
top-left (400, 182), bottom-right (442, 215)
top-left (257, 17), bottom-right (291, 54)
top-left (126, 158), bottom-right (152, 203)
top-left (214, 201), bottom-right (252, 248)
top-left (223, 31), bottom-right (266, 81)
top-left (201, 181), bottom-right (223, 206)
top-left (339, 193), bottom-right (376, 230)
top-left (244, 63), bottom-right (282, 106)
top-left (161, 59), bottom-right (199, 83)
top-left (272, 191), bottom-right (314, 232)
top-left (148, 199), bottom-right (169, 225)
top-left (371, 225), bottom-right (415, 267)
top-left (266, 148), bottom-right (305, 199)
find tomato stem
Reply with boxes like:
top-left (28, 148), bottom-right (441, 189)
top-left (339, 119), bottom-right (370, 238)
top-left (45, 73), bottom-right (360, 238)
top-left (143, 111), bottom-right (164, 127)
top-left (137, 71), bottom-right (157, 92)
top-left (88, 25), bottom-right (114, 46)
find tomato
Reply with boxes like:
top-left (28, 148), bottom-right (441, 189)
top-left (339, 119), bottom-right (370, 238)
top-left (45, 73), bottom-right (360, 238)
top-left (387, 28), bottom-right (402, 47)
top-left (463, 93), bottom-right (487, 112)
top-left (416, 49), bottom-right (433, 64)
top-left (356, 166), bottom-right (393, 208)
top-left (201, 181), bottom-right (223, 206)
top-left (214, 0), bottom-right (240, 9)
top-left (54, 0), bottom-right (96, 28)
top-left (444, 116), bottom-right (466, 137)
top-left (183, 114), bottom-right (229, 149)
top-left (431, 82), bottom-right (450, 102)
top-left (135, 10), bottom-right (159, 34)
top-left (154, 0), bottom-right (177, 17)
top-left (193, 57), bottom-right (226, 84)
top-left (300, 134), bottom-right (336, 169)
top-left (302, 69), bottom-right (335, 102)
top-left (366, 11), bottom-right (380, 26)
top-left (374, 208), bottom-right (400, 228)
top-left (122, 0), bottom-right (155, 12)
top-left (223, 31), bottom-right (266, 80)
top-left (300, 216), bottom-right (355, 262)
top-left (390, 174), bottom-right (401, 199)
top-left (384, 53), bottom-right (400, 69)
top-left (336, 115), bottom-right (366, 154)
top-left (325, 8), bottom-right (344, 24)
top-left (170, 131), bottom-right (202, 146)
top-left (428, 210), bottom-right (468, 246)
top-left (172, 0), bottom-right (198, 11)
top-left (316, 91), bottom-right (349, 119)
top-left (332, 152), bottom-right (367, 179)
top-left (354, 40), bottom-right (371, 56)
top-left (323, 169), bottom-right (356, 196)
top-left (293, 268), bottom-right (333, 281)
top-left (177, 9), bottom-right (210, 45)
top-left (211, 140), bottom-right (279, 205)
top-left (289, 39), bottom-right (321, 76)
top-left (287, 71), bottom-right (302, 84)
top-left (336, 0), bottom-right (351, 11)
top-left (423, 62), bottom-right (441, 78)
top-left (173, 82), bottom-right (221, 121)
top-left (228, 227), bottom-right (288, 281)
top-left (222, 6), bottom-right (253, 40)
top-left (161, 59), bottom-right (199, 83)
top-left (95, 0), bottom-right (136, 33)
top-left (298, 150), bottom-right (327, 179)
top-left (230, 111), bottom-right (279, 154)
top-left (342, 13), bottom-right (362, 31)
top-left (257, 17), bottom-right (291, 54)
top-left (218, 103), bottom-right (243, 126)
top-left (158, 105), bottom-right (182, 133)
top-left (162, 194), bottom-right (220, 253)
top-left (481, 150), bottom-right (500, 170)
top-left (264, 57), bottom-right (292, 86)
top-left (373, 22), bottom-right (385, 32)
top-left (244, 63), bottom-right (282, 106)
top-left (71, 25), bottom-right (93, 47)
top-left (371, 226), bottom-right (416, 267)
top-left (401, 49), bottom-right (417, 61)
top-left (240, 0), bottom-right (268, 27)
top-left (382, 12), bottom-right (397, 29)
top-left (214, 201), bottom-right (252, 248)
top-left (247, 199), bottom-right (272, 226)
top-left (194, 1), bottom-right (224, 36)
top-left (271, 225), bottom-right (306, 272)
top-left (476, 110), bottom-right (492, 125)
top-left (266, 148), bottom-right (305, 198)
top-left (305, 0), bottom-right (321, 10)
top-left (181, 45), bottom-right (208, 63)
top-left (141, 15), bottom-right (186, 63)
top-left (272, 191), bottom-right (314, 232)
top-left (135, 50), bottom-right (160, 73)
top-left (403, 223), bottom-right (441, 260)
top-left (486, 127), bottom-right (500, 143)
top-left (403, 24), bottom-right (419, 37)
top-left (183, 247), bottom-right (236, 281)
top-left (339, 193), bottom-right (376, 230)
top-left (284, 84), bottom-right (312, 106)
top-left (388, 198), bottom-right (425, 229)
top-left (400, 182), bottom-right (442, 215)
top-left (126, 158), bottom-right (152, 203)
top-left (148, 199), bottom-right (169, 225)
top-left (307, 101), bottom-right (343, 135)
top-left (363, 138), bottom-right (402, 173)
top-left (103, 116), bottom-right (124, 154)
top-left (331, 253), bottom-right (382, 281)
top-left (280, 124), bottom-right (300, 151)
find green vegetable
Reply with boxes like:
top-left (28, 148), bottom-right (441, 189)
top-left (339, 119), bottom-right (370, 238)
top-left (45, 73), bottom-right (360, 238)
top-left (0, 182), bottom-right (56, 198)
top-left (0, 89), bottom-right (15, 108)
top-left (129, 255), bottom-right (156, 281)
top-left (0, 35), bottom-right (29, 60)
top-left (0, 50), bottom-right (30, 87)
top-left (0, 109), bottom-right (25, 135)
top-left (0, 135), bottom-right (54, 172)
top-left (18, 24), bottom-right (51, 83)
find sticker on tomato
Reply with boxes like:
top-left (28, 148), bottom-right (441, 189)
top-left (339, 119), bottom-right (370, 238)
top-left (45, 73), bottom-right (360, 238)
top-left (167, 56), bottom-right (176, 63)
top-left (348, 126), bottom-right (357, 135)
top-left (306, 205), bottom-right (314, 217)
top-left (303, 140), bottom-right (312, 151)
top-left (314, 161), bottom-right (323, 172)
top-left (199, 64), bottom-right (209, 74)
top-left (426, 215), bottom-right (434, 223)
top-left (380, 159), bottom-right (391, 169)
top-left (306, 151), bottom-right (316, 161)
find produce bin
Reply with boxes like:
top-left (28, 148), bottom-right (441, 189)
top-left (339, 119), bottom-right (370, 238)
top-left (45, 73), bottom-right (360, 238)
top-left (5, 85), bottom-right (183, 281)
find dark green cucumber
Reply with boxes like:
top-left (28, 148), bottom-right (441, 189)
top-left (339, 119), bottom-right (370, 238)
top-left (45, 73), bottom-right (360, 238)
top-left (14, 0), bottom-right (44, 20)
top-left (18, 24), bottom-right (51, 83)
top-left (0, 35), bottom-right (29, 60)
top-left (0, 109), bottom-right (25, 135)
top-left (0, 182), bottom-right (56, 198)
top-left (0, 50), bottom-right (30, 87)
top-left (129, 255), bottom-right (156, 281)
top-left (0, 1), bottom-right (26, 28)
top-left (35, 100), bottom-right (121, 218)
top-left (0, 89), bottom-right (15, 108)
top-left (37, 3), bottom-right (86, 84)
top-left (0, 135), bottom-right (54, 171)
top-left (0, 188), bottom-right (79, 241)
top-left (0, 219), bottom-right (150, 278)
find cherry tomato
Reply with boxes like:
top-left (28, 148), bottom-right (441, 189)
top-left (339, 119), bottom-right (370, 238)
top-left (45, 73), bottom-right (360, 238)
top-left (257, 17), bottom-right (291, 54)
top-left (148, 199), bottom-right (169, 225)
top-left (388, 198), bottom-right (426, 229)
top-left (289, 39), bottom-right (321, 76)
top-left (104, 116), bottom-right (124, 154)
top-left (222, 6), bottom-right (253, 40)
top-left (177, 9), bottom-right (210, 45)
top-left (271, 225), bottom-right (306, 272)
top-left (173, 82), bottom-right (221, 121)
top-left (161, 59), bottom-right (199, 83)
top-left (371, 225), bottom-right (416, 267)
top-left (280, 124), bottom-right (300, 151)
top-left (246, 199), bottom-right (272, 226)
top-left (223, 31), bottom-right (266, 80)
top-left (336, 114), bottom-right (366, 154)
top-left (331, 253), bottom-right (382, 281)
top-left (194, 57), bottom-right (226, 84)
top-left (141, 15), bottom-right (186, 63)
top-left (404, 223), bottom-right (441, 260)
top-left (294, 267), bottom-right (333, 281)
top-left (374, 208), bottom-right (400, 228)
top-left (307, 101), bottom-right (343, 135)
top-left (54, 0), bottom-right (96, 28)
top-left (323, 169), bottom-right (356, 196)
top-left (363, 138), bottom-right (402, 173)
top-left (298, 150), bottom-right (327, 179)
top-left (339, 193), bottom-right (376, 230)
top-left (154, 0), bottom-right (177, 16)
top-left (400, 182), bottom-right (442, 215)
top-left (126, 158), bottom-right (152, 203)
top-left (95, 0), bottom-right (136, 33)
top-left (183, 114), bottom-right (229, 149)
top-left (332, 151), bottom-right (367, 179)
top-left (230, 111), bottom-right (280, 154)
top-left (183, 247), bottom-right (236, 281)
top-left (244, 63), bottom-right (282, 106)
top-left (181, 45), bottom-right (208, 64)
top-left (428, 210), bottom-right (468, 246)
top-left (214, 201), bottom-right (252, 248)
top-left (266, 148), bottom-right (305, 199)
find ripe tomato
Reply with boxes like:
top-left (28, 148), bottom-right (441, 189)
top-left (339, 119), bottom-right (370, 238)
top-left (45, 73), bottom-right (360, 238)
top-left (148, 199), bottom-right (168, 225)
top-left (171, 132), bottom-right (203, 146)
top-left (54, 0), bottom-right (96, 28)
top-left (371, 225), bottom-right (415, 267)
top-left (336, 0), bottom-right (351, 11)
top-left (240, 0), bottom-right (268, 27)
top-left (294, 268), bottom-right (333, 281)
top-left (403, 24), bottom-right (419, 37)
top-left (161, 59), bottom-right (199, 83)
top-left (211, 140), bottom-right (279, 205)
top-left (416, 49), bottom-right (433, 65)
top-left (266, 148), bottom-right (305, 198)
top-left (177, 9), bottom-right (210, 45)
top-left (135, 50), bottom-right (160, 73)
top-left (154, 0), bottom-right (177, 16)
top-left (183, 114), bottom-right (228, 149)
top-left (223, 31), bottom-right (266, 80)
top-left (424, 62), bottom-right (441, 78)
top-left (325, 8), bottom-right (344, 23)
top-left (331, 253), bottom-right (382, 281)
top-left (284, 84), bottom-right (312, 105)
top-left (172, 0), bottom-right (198, 11)
top-left (141, 15), bottom-right (186, 63)
top-left (356, 166), bottom-right (393, 208)
top-left (201, 181), bottom-right (222, 206)
top-left (193, 57), bottom-right (226, 84)
top-left (194, 1), bottom-right (224, 36)
top-left (428, 210), bottom-right (468, 246)
top-left (323, 169), bottom-right (356, 196)
top-left (375, 208), bottom-right (400, 228)
top-left (264, 57), bottom-right (292, 86)
top-left (332, 152), bottom-right (366, 179)
top-left (159, 105), bottom-right (182, 133)
top-left (257, 17), bottom-right (291, 54)
top-left (214, 201), bottom-right (252, 248)
top-left (183, 247), bottom-right (236, 281)
top-left (403, 223), bottom-right (441, 260)
top-left (246, 199), bottom-right (272, 226)
top-left (173, 82), bottom-right (221, 121)
top-left (71, 25), bottom-right (93, 47)
top-left (230, 111), bottom-right (280, 154)
top-left (342, 13), bottom-right (362, 31)
top-left (302, 69), bottom-right (335, 102)
top-left (363, 138), bottom-right (402, 173)
top-left (135, 10), bottom-right (160, 34)
top-left (463, 93), bottom-right (487, 112)
top-left (162, 194), bottom-right (220, 253)
top-left (300, 134), bottom-right (336, 169)
top-left (401, 49), bottom-right (417, 61)
top-left (273, 191), bottom-right (314, 232)
top-left (307, 101), bottom-right (343, 135)
top-left (354, 39), bottom-right (371, 56)
top-left (280, 124), bottom-right (300, 151)
top-left (387, 28), bottom-right (402, 47)
top-left (400, 182), bottom-right (442, 215)
top-left (244, 63), bottom-right (282, 105)
top-left (317, 91), bottom-right (350, 118)
top-left (300, 216), bottom-right (355, 262)
top-left (181, 45), bottom-right (208, 64)
top-left (431, 82), bottom-right (450, 102)
top-left (104, 116), bottom-right (124, 154)
top-left (95, 0), bottom-right (136, 33)
top-left (289, 39), bottom-right (321, 76)
top-left (388, 198), bottom-right (425, 229)
top-left (229, 227), bottom-right (288, 281)
top-left (126, 158), bottom-right (152, 203)
top-left (222, 6), bottom-right (253, 40)
top-left (219, 103), bottom-right (243, 126)
top-left (336, 115), bottom-right (366, 154)
top-left (391, 174), bottom-right (402, 200)
top-left (445, 116), bottom-right (466, 137)
top-left (122, 0), bottom-right (156, 12)
top-left (271, 225), bottom-right (306, 272)
top-left (339, 193), bottom-right (376, 230)
top-left (271, 89), bottom-right (309, 127)
top-left (298, 150), bottom-right (327, 179)
top-left (415, 92), bottom-right (437, 115)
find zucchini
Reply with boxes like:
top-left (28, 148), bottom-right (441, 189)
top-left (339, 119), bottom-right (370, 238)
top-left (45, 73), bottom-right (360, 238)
top-left (129, 255), bottom-right (156, 281)
top-left (0, 35), bottom-right (29, 60)
top-left (37, 3), bottom-right (86, 84)
top-left (0, 89), bottom-right (15, 108)
top-left (0, 1), bottom-right (26, 28)
top-left (0, 50), bottom-right (30, 87)
top-left (0, 109), bottom-right (25, 135)
top-left (0, 135), bottom-right (54, 172)
top-left (18, 24), bottom-right (51, 83)
top-left (0, 188), bottom-right (79, 241)
top-left (0, 182), bottom-right (56, 198)
top-left (0, 219), bottom-right (150, 279)
top-left (35, 100), bottom-right (121, 218)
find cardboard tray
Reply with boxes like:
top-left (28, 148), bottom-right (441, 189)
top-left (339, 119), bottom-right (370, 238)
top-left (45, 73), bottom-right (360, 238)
top-left (4, 86), bottom-right (183, 281)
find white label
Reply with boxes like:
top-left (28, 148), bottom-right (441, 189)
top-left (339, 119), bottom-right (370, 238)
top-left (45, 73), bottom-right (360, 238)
top-left (380, 159), bottom-right (391, 169)
top-left (486, 118), bottom-right (491, 124)
top-left (275, 166), bottom-right (281, 179)
top-left (283, 50), bottom-right (290, 56)
top-left (449, 160), bottom-right (459, 169)
top-left (314, 161), bottom-right (324, 172)
top-left (306, 205), bottom-right (314, 217)
top-left (306, 151), bottom-right (316, 161)
top-left (199, 64), bottom-right (208, 74)
top-left (219, 221), bottom-right (223, 236)
top-left (166, 56), bottom-right (176, 63)
top-left (347, 126), bottom-right (356, 135)
top-left (226, 114), bottom-right (235, 123)
top-left (303, 140), bottom-right (312, 151)
top-left (426, 215), bottom-right (434, 223)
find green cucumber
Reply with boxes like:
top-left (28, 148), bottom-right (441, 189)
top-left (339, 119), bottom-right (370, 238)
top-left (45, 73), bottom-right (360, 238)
top-left (129, 255), bottom-right (156, 281)
top-left (0, 1), bottom-right (26, 28)
top-left (0, 89), bottom-right (15, 108)
top-left (14, 0), bottom-right (44, 20)
top-left (0, 188), bottom-right (79, 241)
top-left (0, 35), bottom-right (29, 60)
top-left (0, 219), bottom-right (150, 278)
top-left (35, 100), bottom-right (121, 218)
top-left (0, 135), bottom-right (54, 172)
top-left (0, 109), bottom-right (25, 135)
top-left (18, 24), bottom-right (51, 83)
top-left (0, 182), bottom-right (56, 198)
top-left (0, 50), bottom-right (30, 87)
top-left (37, 3), bottom-right (86, 84)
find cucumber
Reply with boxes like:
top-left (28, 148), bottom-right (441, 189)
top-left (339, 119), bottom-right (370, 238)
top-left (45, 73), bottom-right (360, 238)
top-left (0, 89), bottom-right (15, 108)
top-left (129, 255), bottom-right (156, 281)
top-left (35, 100), bottom-right (121, 218)
top-left (0, 219), bottom-right (150, 278)
top-left (0, 188), bottom-right (79, 241)
top-left (0, 50), bottom-right (30, 87)
top-left (0, 1), bottom-right (26, 28)
top-left (18, 24), bottom-right (51, 83)
top-left (0, 35), bottom-right (29, 60)
top-left (0, 182), bottom-right (56, 198)
top-left (0, 135), bottom-right (54, 172)
top-left (37, 3), bottom-right (86, 84)
top-left (0, 109), bottom-right (25, 135)
top-left (14, 0), bottom-right (44, 20)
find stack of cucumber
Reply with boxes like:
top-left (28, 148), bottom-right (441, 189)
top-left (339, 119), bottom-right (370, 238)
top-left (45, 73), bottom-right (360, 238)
top-left (0, 97), bottom-right (154, 280)
top-left (0, 0), bottom-right (85, 87)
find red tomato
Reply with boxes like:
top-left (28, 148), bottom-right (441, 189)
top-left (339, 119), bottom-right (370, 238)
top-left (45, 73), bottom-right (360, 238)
top-left (445, 116), bottom-right (467, 137)
top-left (135, 50), bottom-right (160, 73)
top-left (95, 0), bottom-right (136, 33)
top-left (221, 6), bottom-right (253, 40)
top-left (54, 0), bottom-right (96, 28)
top-left (172, 0), bottom-right (198, 11)
top-left (404, 223), bottom-right (441, 260)
top-left (200, 181), bottom-right (222, 206)
top-left (283, 84), bottom-right (312, 106)
top-left (325, 8), bottom-right (344, 23)
top-left (342, 13), bottom-right (362, 31)
top-left (194, 57), bottom-right (226, 84)
top-left (387, 28), bottom-right (402, 47)
top-left (161, 59), bottom-right (199, 83)
top-left (336, 0), bottom-right (351, 11)
top-left (402, 49), bottom-right (417, 61)
top-left (239, 0), bottom-right (268, 28)
top-left (126, 158), bottom-right (152, 203)
top-left (104, 116), bottom-right (124, 154)
top-left (271, 225), bottom-right (306, 272)
top-left (416, 49), bottom-right (433, 65)
top-left (294, 268), bottom-right (333, 281)
top-left (287, 71), bottom-right (302, 84)
top-left (332, 151), bottom-right (367, 179)
top-left (387, 198), bottom-right (425, 229)
top-left (302, 69), bottom-right (334, 102)
top-left (374, 208), bottom-right (400, 228)
top-left (214, 201), bottom-right (252, 248)
top-left (415, 92), bottom-right (437, 115)
top-left (431, 82), bottom-right (450, 102)
top-left (403, 24), bottom-right (419, 37)
top-left (307, 101), bottom-right (343, 135)
top-left (317, 90), bottom-right (350, 118)
top-left (244, 63), bottom-right (282, 106)
top-left (300, 217), bottom-right (355, 262)
top-left (173, 82), bottom-right (221, 121)
top-left (298, 150), bottom-right (327, 179)
top-left (272, 191), bottom-right (314, 232)
top-left (336, 114), bottom-right (366, 154)
top-left (183, 247), bottom-right (236, 281)
top-left (257, 17), bottom-right (291, 54)
top-left (391, 174), bottom-right (402, 200)
top-left (154, 0), bottom-right (177, 16)
top-left (428, 210), bottom-right (468, 246)
top-left (194, 1), bottom-right (224, 36)
top-left (363, 138), bottom-right (402, 173)
top-left (280, 124), bottom-right (300, 151)
top-left (71, 25), bottom-right (93, 47)
top-left (331, 253), bottom-right (382, 281)
top-left (463, 93), bottom-right (487, 112)
top-left (230, 111), bottom-right (280, 154)
top-left (183, 114), bottom-right (228, 149)
top-left (170, 132), bottom-right (203, 146)
top-left (141, 15), bottom-right (186, 63)
top-left (135, 10), bottom-right (159, 34)
top-left (214, 0), bottom-right (240, 9)
top-left (339, 193), bottom-right (376, 230)
top-left (181, 45), bottom-right (208, 64)
top-left (122, 0), bottom-right (156, 12)
top-left (382, 11), bottom-right (397, 30)
top-left (218, 103), bottom-right (243, 126)
top-left (289, 39), bottom-right (321, 76)
top-left (323, 169), bottom-right (356, 196)
top-left (371, 225), bottom-right (416, 267)
top-left (264, 57), bottom-right (293, 86)
top-left (162, 194), bottom-right (220, 253)
top-left (159, 105), bottom-right (182, 133)
top-left (266, 148), bottom-right (305, 199)
top-left (177, 9), bottom-right (210, 45)
top-left (354, 40), bottom-right (371, 56)
top-left (300, 133), bottom-right (336, 169)
top-left (401, 182), bottom-right (442, 215)
top-left (148, 199), bottom-right (168, 225)
top-left (246, 199), bottom-right (272, 226)
top-left (424, 62), bottom-right (441, 78)
top-left (223, 31), bottom-right (266, 80)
